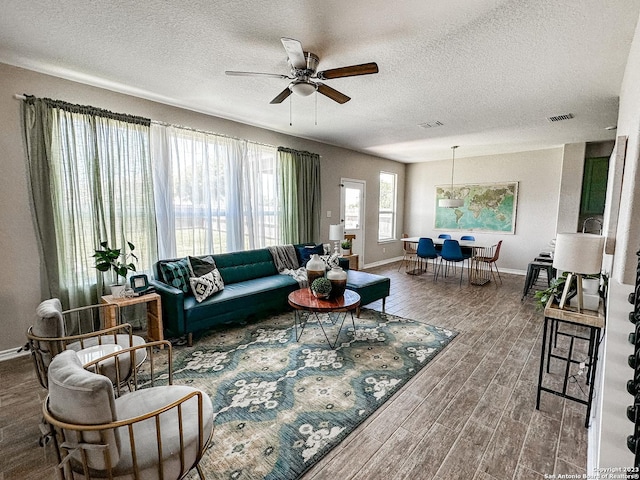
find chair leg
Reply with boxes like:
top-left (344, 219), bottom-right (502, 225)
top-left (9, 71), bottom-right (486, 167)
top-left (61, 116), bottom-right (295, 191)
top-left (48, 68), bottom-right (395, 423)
top-left (493, 263), bottom-right (503, 285)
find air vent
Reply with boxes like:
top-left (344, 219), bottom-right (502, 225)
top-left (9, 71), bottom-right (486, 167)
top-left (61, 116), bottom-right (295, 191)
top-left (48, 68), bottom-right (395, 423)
top-left (418, 121), bottom-right (444, 128)
top-left (547, 113), bottom-right (574, 122)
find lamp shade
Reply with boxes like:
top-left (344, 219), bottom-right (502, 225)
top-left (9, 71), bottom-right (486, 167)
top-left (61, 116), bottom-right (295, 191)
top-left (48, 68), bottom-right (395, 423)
top-left (329, 224), bottom-right (344, 241)
top-left (552, 233), bottom-right (604, 274)
top-left (439, 198), bottom-right (464, 208)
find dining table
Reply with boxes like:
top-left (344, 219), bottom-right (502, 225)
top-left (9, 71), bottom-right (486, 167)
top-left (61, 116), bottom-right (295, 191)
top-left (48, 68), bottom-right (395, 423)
top-left (402, 236), bottom-right (496, 285)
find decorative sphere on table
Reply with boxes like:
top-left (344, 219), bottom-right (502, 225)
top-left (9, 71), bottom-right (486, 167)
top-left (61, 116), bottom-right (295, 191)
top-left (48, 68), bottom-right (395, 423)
top-left (310, 277), bottom-right (332, 299)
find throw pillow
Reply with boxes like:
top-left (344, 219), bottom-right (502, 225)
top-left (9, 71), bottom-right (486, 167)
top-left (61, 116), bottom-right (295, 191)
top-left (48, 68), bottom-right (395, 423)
top-left (319, 254), bottom-right (341, 270)
top-left (159, 258), bottom-right (191, 294)
top-left (189, 255), bottom-right (217, 277)
top-left (295, 244), bottom-right (325, 267)
top-left (190, 269), bottom-right (225, 303)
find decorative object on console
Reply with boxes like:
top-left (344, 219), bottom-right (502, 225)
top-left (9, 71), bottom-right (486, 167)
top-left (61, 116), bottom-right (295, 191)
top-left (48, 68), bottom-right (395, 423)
top-left (306, 254), bottom-right (326, 290)
top-left (552, 233), bottom-right (604, 312)
top-left (327, 266), bottom-right (348, 298)
top-left (310, 277), bottom-right (332, 299)
top-left (341, 239), bottom-right (352, 255)
top-left (329, 224), bottom-right (345, 255)
top-left (93, 240), bottom-right (138, 297)
top-left (129, 274), bottom-right (149, 294)
top-left (438, 146), bottom-right (464, 208)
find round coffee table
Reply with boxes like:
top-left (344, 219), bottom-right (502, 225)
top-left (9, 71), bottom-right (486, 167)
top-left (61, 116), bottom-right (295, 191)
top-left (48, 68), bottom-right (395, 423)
top-left (288, 288), bottom-right (361, 348)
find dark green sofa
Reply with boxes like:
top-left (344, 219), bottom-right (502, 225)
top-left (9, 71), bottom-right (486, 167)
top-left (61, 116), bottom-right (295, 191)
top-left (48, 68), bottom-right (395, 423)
top-left (152, 246), bottom-right (390, 345)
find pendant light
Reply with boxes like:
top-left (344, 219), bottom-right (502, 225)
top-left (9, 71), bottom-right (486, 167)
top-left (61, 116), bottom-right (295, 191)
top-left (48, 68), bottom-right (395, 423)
top-left (439, 145), bottom-right (464, 208)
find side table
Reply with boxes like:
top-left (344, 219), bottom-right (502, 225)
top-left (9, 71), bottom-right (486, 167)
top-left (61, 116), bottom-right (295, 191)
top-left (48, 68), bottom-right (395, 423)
top-left (341, 254), bottom-right (359, 271)
top-left (536, 298), bottom-right (605, 427)
top-left (100, 293), bottom-right (164, 344)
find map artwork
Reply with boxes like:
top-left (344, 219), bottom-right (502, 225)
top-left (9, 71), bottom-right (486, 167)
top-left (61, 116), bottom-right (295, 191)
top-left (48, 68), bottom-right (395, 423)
top-left (435, 182), bottom-right (518, 234)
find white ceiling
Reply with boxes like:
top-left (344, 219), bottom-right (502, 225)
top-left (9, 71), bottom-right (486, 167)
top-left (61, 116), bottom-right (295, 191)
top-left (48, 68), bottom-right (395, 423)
top-left (1, 0), bottom-right (638, 163)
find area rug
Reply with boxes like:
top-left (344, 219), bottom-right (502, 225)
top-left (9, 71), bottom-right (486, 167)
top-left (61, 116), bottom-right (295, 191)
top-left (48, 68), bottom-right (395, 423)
top-left (161, 308), bottom-right (457, 480)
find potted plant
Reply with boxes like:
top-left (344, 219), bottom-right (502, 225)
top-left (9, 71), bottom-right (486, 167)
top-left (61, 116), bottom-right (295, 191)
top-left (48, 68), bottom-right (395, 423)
top-left (93, 240), bottom-right (138, 297)
top-left (310, 277), bottom-right (332, 299)
top-left (533, 272), bottom-right (570, 310)
top-left (341, 240), bottom-right (352, 255)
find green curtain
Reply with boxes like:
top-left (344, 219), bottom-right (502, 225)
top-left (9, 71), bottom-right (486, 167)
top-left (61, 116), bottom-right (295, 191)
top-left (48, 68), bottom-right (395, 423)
top-left (22, 97), bottom-right (157, 309)
top-left (276, 147), bottom-right (321, 244)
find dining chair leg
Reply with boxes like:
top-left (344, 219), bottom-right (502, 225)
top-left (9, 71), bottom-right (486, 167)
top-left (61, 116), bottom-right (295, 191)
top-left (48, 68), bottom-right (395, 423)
top-left (494, 263), bottom-right (503, 284)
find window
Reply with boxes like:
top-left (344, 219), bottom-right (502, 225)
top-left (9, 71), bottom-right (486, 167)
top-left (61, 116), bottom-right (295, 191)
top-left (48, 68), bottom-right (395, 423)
top-left (378, 172), bottom-right (397, 241)
top-left (153, 124), bottom-right (281, 257)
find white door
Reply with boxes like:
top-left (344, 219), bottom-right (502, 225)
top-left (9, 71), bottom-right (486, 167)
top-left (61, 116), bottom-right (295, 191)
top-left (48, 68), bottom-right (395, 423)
top-left (340, 179), bottom-right (365, 265)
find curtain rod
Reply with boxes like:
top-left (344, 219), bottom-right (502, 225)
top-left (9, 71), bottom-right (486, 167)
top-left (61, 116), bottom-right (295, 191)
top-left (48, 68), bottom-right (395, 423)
top-left (151, 120), bottom-right (277, 149)
top-left (14, 94), bottom-right (26, 100)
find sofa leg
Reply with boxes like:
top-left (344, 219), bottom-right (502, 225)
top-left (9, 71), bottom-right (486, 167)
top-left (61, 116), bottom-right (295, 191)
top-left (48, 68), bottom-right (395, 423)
top-left (187, 333), bottom-right (193, 347)
top-left (382, 297), bottom-right (386, 313)
top-left (356, 307), bottom-right (361, 318)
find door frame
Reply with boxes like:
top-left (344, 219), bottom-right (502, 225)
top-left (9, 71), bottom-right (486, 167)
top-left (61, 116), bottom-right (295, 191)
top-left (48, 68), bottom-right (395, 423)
top-left (340, 177), bottom-right (366, 267)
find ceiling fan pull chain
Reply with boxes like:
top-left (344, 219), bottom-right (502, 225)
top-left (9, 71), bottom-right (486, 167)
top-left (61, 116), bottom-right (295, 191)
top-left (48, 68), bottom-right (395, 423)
top-left (289, 95), bottom-right (292, 126)
top-left (315, 91), bottom-right (318, 126)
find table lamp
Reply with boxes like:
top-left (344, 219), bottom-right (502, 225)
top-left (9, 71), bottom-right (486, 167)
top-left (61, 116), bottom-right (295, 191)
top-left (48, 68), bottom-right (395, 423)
top-left (329, 224), bottom-right (344, 255)
top-left (552, 233), bottom-right (604, 312)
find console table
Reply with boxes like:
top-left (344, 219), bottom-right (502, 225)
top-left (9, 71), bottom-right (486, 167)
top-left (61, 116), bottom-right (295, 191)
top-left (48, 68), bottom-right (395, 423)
top-left (536, 298), bottom-right (605, 427)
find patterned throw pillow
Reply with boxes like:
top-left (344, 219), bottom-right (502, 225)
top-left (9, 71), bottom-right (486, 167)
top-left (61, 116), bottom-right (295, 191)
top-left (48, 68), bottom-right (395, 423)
top-left (319, 254), bottom-right (341, 270)
top-left (159, 258), bottom-right (191, 293)
top-left (295, 244), bottom-right (325, 267)
top-left (190, 269), bottom-right (225, 303)
top-left (189, 255), bottom-right (217, 277)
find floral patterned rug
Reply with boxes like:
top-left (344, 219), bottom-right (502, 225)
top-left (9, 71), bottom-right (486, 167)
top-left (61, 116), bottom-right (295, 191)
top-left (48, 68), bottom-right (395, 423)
top-left (166, 308), bottom-right (457, 480)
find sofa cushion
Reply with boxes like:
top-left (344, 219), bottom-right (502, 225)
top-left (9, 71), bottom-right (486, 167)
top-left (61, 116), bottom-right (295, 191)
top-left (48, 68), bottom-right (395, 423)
top-left (183, 274), bottom-right (298, 327)
top-left (295, 244), bottom-right (325, 267)
top-left (213, 249), bottom-right (279, 284)
top-left (189, 255), bottom-right (217, 277)
top-left (190, 269), bottom-right (225, 303)
top-left (159, 258), bottom-right (191, 293)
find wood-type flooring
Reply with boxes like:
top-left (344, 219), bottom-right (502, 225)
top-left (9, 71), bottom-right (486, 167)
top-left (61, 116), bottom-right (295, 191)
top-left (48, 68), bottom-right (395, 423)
top-left (0, 260), bottom-right (591, 479)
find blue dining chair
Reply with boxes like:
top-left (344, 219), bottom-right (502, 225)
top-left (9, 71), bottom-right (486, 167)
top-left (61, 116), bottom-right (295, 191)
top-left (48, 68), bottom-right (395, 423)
top-left (438, 234), bottom-right (451, 239)
top-left (460, 235), bottom-right (475, 259)
top-left (416, 237), bottom-right (438, 275)
top-left (436, 239), bottom-right (469, 285)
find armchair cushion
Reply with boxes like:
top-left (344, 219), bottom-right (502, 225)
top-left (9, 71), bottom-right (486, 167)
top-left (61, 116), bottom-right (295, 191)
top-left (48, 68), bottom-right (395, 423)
top-left (34, 298), bottom-right (65, 338)
top-left (47, 350), bottom-right (119, 469)
top-left (114, 385), bottom-right (214, 479)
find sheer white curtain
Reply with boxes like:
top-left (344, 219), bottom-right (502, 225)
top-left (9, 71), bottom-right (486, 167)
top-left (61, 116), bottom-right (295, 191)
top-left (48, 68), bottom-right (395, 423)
top-left (151, 124), bottom-right (280, 258)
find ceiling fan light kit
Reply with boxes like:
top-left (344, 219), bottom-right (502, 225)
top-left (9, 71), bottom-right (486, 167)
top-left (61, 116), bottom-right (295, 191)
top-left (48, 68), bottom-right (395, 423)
top-left (226, 37), bottom-right (378, 106)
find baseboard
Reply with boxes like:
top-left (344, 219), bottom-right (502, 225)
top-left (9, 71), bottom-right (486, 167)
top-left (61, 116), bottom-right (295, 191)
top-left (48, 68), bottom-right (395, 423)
top-left (362, 256), bottom-right (404, 269)
top-left (363, 256), bottom-right (527, 277)
top-left (0, 346), bottom-right (30, 363)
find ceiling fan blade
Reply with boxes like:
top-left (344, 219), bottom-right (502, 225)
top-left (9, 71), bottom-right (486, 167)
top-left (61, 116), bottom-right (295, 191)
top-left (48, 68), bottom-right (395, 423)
top-left (317, 83), bottom-right (350, 104)
top-left (270, 87), bottom-right (292, 104)
top-left (225, 70), bottom-right (290, 79)
top-left (317, 62), bottom-right (379, 80)
top-left (281, 37), bottom-right (307, 69)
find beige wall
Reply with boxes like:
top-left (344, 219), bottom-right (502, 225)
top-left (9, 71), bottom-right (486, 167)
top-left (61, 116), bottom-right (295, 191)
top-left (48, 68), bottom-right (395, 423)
top-left (0, 62), bottom-right (405, 352)
top-left (404, 148), bottom-right (564, 273)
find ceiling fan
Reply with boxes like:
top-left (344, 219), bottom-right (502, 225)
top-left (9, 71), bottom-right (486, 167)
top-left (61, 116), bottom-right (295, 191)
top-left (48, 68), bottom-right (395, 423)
top-left (225, 37), bottom-right (379, 104)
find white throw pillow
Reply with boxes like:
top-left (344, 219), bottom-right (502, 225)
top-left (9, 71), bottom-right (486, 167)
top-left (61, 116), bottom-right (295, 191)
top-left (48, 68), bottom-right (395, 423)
top-left (189, 269), bottom-right (225, 303)
top-left (319, 254), bottom-right (341, 270)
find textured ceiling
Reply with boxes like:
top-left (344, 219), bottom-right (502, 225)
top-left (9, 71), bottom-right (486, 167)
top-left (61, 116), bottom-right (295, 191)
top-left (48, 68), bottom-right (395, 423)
top-left (1, 0), bottom-right (638, 162)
